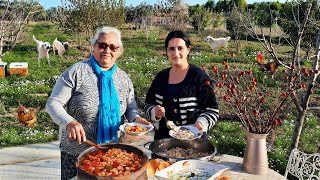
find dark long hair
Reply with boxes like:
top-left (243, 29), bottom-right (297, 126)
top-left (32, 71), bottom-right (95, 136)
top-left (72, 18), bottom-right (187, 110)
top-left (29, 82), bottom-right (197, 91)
top-left (165, 30), bottom-right (191, 50)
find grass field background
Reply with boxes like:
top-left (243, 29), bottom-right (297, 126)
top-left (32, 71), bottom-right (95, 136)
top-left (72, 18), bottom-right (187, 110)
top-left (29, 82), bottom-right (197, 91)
top-left (0, 22), bottom-right (319, 176)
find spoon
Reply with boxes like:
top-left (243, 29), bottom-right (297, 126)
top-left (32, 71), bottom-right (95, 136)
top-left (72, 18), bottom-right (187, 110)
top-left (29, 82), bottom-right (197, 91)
top-left (84, 139), bottom-right (102, 150)
top-left (163, 116), bottom-right (177, 130)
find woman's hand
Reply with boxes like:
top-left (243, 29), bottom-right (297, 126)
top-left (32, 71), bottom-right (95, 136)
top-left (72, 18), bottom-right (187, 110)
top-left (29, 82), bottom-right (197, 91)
top-left (195, 122), bottom-right (204, 132)
top-left (134, 117), bottom-right (151, 125)
top-left (154, 105), bottom-right (165, 118)
top-left (66, 120), bottom-right (86, 144)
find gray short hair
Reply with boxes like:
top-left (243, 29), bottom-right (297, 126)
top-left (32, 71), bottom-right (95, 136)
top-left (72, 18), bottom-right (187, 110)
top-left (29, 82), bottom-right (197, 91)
top-left (91, 26), bottom-right (123, 55)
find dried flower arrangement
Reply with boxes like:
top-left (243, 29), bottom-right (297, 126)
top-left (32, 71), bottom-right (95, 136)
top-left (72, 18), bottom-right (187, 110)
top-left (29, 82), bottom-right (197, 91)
top-left (204, 61), bottom-right (311, 134)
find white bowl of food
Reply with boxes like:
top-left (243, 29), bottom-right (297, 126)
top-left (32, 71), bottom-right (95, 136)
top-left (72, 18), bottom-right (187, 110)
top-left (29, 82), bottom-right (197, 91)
top-left (120, 122), bottom-right (154, 136)
top-left (169, 125), bottom-right (202, 140)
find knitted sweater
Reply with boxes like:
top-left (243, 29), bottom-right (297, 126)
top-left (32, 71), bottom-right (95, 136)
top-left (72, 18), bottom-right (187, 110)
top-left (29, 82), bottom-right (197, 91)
top-left (46, 60), bottom-right (140, 154)
top-left (144, 64), bottom-right (219, 140)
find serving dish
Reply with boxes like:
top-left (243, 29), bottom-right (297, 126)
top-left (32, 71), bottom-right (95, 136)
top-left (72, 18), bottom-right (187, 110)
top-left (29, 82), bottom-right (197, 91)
top-left (155, 159), bottom-right (228, 180)
top-left (169, 125), bottom-right (202, 140)
top-left (119, 122), bottom-right (154, 136)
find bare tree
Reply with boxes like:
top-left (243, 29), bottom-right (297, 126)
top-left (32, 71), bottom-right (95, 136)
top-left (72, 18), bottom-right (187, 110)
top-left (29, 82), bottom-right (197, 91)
top-left (130, 3), bottom-right (154, 44)
top-left (158, 0), bottom-right (189, 31)
top-left (278, 1), bottom-right (320, 62)
top-left (285, 3), bottom-right (319, 154)
top-left (0, 1), bottom-right (39, 61)
top-left (237, 6), bottom-right (290, 69)
top-left (238, 2), bottom-right (319, 153)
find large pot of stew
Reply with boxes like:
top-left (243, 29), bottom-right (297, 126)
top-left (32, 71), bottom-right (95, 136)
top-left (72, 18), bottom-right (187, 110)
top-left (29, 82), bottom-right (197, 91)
top-left (147, 137), bottom-right (217, 162)
top-left (76, 143), bottom-right (148, 180)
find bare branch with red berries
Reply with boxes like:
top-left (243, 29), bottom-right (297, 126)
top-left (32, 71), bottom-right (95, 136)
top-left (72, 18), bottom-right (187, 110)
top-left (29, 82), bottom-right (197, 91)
top-left (204, 62), bottom-right (310, 134)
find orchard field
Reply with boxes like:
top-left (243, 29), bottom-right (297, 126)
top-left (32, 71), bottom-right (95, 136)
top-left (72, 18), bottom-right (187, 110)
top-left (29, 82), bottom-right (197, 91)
top-left (0, 22), bottom-right (319, 176)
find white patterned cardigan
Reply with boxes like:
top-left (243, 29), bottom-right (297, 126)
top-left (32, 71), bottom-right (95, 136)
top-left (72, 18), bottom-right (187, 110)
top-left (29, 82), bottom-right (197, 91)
top-left (46, 60), bottom-right (140, 155)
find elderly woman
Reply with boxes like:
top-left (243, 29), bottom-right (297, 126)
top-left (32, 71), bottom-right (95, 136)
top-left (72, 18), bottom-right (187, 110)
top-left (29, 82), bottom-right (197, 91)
top-left (144, 30), bottom-right (219, 140)
top-left (46, 26), bottom-right (148, 179)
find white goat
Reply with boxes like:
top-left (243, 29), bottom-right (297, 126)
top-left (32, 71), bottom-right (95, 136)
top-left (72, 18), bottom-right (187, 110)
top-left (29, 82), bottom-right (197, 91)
top-left (204, 36), bottom-right (231, 53)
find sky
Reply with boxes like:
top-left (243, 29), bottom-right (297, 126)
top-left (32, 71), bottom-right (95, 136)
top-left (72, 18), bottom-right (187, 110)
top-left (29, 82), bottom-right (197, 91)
top-left (39, 0), bottom-right (285, 10)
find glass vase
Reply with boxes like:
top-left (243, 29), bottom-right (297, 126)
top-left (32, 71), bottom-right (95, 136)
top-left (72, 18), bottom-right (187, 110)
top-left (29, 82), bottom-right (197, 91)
top-left (242, 131), bottom-right (269, 175)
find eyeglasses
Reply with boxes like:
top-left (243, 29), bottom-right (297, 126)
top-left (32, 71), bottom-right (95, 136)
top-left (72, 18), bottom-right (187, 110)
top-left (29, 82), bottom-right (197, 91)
top-left (96, 42), bottom-right (120, 52)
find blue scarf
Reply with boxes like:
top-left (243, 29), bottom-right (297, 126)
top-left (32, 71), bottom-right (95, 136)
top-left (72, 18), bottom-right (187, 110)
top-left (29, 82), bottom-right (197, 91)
top-left (90, 55), bottom-right (121, 144)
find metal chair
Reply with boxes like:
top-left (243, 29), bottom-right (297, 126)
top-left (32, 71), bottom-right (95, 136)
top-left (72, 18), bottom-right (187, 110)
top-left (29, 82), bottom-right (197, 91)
top-left (284, 148), bottom-right (320, 180)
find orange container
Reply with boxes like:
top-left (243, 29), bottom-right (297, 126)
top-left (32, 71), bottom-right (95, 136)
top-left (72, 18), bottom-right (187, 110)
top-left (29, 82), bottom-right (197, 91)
top-left (0, 62), bottom-right (7, 77)
top-left (9, 62), bottom-right (28, 76)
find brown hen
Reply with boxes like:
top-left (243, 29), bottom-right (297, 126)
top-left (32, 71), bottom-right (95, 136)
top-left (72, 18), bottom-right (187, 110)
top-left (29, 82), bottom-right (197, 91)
top-left (17, 106), bottom-right (37, 127)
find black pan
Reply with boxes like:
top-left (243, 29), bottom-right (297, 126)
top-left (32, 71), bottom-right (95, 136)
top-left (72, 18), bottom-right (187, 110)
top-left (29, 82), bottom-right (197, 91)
top-left (146, 137), bottom-right (217, 162)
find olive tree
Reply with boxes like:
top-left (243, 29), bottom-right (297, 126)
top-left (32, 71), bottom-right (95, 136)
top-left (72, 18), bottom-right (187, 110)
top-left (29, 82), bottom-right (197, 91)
top-left (189, 5), bottom-right (213, 34)
top-left (226, 5), bottom-right (247, 52)
top-left (215, 0), bottom-right (247, 13)
top-left (60, 0), bottom-right (126, 46)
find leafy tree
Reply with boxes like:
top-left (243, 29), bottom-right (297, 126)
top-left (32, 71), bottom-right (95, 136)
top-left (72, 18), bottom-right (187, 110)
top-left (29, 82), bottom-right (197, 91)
top-left (232, 0), bottom-right (247, 11)
top-left (226, 5), bottom-right (247, 52)
top-left (60, 0), bottom-right (126, 46)
top-left (215, 0), bottom-right (246, 13)
top-left (204, 0), bottom-right (215, 12)
top-left (251, 2), bottom-right (282, 27)
top-left (46, 7), bottom-right (62, 23)
top-left (212, 12), bottom-right (224, 28)
top-left (31, 3), bottom-right (47, 21)
top-left (189, 5), bottom-right (213, 33)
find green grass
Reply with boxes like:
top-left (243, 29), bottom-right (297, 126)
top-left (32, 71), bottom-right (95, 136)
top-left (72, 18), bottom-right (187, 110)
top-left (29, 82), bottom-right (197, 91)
top-left (0, 22), bottom-right (80, 147)
top-left (0, 22), bottom-right (319, 177)
top-left (0, 112), bottom-right (58, 147)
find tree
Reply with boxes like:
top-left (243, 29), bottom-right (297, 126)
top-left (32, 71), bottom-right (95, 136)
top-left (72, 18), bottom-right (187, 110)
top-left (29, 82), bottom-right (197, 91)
top-left (278, 0), bottom-right (320, 61)
top-left (232, 0), bottom-right (247, 11)
top-left (189, 5), bottom-right (213, 34)
top-left (204, 0), bottom-right (215, 12)
top-left (215, 0), bottom-right (246, 13)
top-left (0, 0), bottom-right (39, 61)
top-left (158, 0), bottom-right (189, 31)
top-left (126, 3), bottom-right (154, 43)
top-left (238, 2), bottom-right (319, 154)
top-left (251, 2), bottom-right (282, 27)
top-left (284, 2), bottom-right (319, 154)
top-left (226, 5), bottom-right (247, 52)
top-left (30, 3), bottom-right (47, 21)
top-left (60, 0), bottom-right (126, 46)
top-left (46, 7), bottom-right (63, 23)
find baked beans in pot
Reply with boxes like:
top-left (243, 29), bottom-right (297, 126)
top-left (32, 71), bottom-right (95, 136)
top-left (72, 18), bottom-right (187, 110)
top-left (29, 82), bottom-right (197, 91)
top-left (76, 143), bottom-right (148, 180)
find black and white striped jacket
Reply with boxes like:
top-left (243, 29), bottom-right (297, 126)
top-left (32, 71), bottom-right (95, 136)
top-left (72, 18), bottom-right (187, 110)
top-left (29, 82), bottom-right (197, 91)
top-left (144, 64), bottom-right (219, 139)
